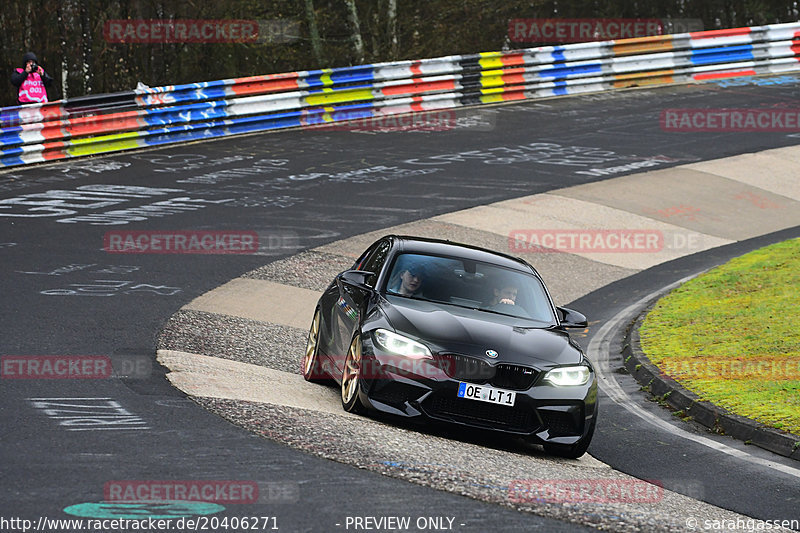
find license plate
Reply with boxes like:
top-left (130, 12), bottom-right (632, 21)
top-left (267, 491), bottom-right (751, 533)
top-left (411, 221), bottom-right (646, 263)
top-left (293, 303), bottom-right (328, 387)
top-left (457, 382), bottom-right (516, 406)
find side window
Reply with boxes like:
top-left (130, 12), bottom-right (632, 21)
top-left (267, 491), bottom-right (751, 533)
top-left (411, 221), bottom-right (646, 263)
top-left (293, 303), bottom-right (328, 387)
top-left (359, 240), bottom-right (391, 287)
top-left (353, 243), bottom-right (378, 270)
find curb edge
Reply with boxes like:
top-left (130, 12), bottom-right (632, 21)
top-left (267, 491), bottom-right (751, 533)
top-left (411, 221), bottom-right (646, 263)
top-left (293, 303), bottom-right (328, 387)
top-left (622, 298), bottom-right (800, 462)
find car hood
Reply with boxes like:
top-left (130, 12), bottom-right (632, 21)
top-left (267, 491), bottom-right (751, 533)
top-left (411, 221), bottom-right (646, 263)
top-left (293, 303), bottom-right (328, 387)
top-left (380, 296), bottom-right (583, 369)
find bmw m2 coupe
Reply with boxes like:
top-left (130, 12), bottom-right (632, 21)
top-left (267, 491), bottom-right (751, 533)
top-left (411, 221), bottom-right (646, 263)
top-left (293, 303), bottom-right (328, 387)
top-left (302, 235), bottom-right (597, 458)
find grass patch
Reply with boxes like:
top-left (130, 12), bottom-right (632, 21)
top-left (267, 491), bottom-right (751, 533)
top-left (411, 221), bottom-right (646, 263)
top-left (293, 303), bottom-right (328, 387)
top-left (640, 238), bottom-right (800, 436)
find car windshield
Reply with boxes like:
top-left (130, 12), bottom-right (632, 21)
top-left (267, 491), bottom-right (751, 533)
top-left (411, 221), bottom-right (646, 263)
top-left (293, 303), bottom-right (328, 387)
top-left (384, 252), bottom-right (556, 324)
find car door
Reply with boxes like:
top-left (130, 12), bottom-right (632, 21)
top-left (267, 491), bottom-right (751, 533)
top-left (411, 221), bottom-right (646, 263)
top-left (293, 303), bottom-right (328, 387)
top-left (331, 239), bottom-right (391, 373)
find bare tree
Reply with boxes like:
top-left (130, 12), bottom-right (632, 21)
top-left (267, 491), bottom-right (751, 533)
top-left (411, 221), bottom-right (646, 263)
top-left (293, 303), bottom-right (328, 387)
top-left (304, 0), bottom-right (323, 66)
top-left (343, 0), bottom-right (364, 64)
top-left (80, 0), bottom-right (92, 93)
top-left (385, 0), bottom-right (397, 58)
top-left (58, 0), bottom-right (70, 98)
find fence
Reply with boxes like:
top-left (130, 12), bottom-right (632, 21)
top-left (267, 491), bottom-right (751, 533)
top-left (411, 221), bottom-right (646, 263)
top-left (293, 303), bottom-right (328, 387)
top-left (2, 22), bottom-right (799, 168)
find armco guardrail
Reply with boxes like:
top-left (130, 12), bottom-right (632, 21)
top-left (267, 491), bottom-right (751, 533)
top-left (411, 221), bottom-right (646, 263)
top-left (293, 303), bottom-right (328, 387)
top-left (2, 22), bottom-right (799, 168)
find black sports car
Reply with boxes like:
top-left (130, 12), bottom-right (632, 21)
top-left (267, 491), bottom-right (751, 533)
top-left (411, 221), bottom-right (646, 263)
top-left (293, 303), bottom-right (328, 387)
top-left (302, 235), bottom-right (597, 458)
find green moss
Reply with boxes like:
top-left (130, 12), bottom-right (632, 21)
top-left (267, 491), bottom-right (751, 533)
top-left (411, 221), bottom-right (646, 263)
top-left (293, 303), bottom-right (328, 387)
top-left (639, 238), bottom-right (800, 436)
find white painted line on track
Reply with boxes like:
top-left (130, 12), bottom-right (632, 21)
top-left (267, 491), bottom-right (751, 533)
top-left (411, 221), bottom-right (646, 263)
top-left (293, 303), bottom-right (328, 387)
top-left (26, 397), bottom-right (115, 401)
top-left (589, 274), bottom-right (800, 480)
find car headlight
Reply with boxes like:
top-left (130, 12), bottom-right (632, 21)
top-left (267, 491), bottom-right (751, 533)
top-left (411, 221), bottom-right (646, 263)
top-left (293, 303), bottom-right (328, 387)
top-left (373, 329), bottom-right (432, 359)
top-left (543, 365), bottom-right (591, 386)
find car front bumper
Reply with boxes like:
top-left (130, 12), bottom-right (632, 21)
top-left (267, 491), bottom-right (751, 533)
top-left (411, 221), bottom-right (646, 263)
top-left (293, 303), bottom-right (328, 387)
top-left (357, 341), bottom-right (598, 445)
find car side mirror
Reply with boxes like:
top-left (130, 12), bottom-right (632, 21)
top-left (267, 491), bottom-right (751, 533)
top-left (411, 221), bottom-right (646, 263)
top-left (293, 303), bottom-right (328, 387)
top-left (556, 306), bottom-right (588, 328)
top-left (339, 269), bottom-right (375, 289)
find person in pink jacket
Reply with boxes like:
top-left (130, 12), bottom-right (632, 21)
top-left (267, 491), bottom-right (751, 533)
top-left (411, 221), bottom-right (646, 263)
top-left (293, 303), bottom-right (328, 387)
top-left (10, 52), bottom-right (53, 104)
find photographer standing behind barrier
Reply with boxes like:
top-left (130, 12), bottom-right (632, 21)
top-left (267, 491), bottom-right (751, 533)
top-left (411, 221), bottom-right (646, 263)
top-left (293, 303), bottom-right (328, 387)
top-left (10, 52), bottom-right (53, 104)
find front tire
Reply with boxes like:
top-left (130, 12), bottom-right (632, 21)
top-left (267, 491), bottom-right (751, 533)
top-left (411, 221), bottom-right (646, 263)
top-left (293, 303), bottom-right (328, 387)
top-left (543, 417), bottom-right (595, 459)
top-left (341, 334), bottom-right (366, 414)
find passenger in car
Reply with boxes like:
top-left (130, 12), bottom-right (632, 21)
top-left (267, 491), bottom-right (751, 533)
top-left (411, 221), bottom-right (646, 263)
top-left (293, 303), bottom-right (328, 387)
top-left (389, 260), bottom-right (427, 297)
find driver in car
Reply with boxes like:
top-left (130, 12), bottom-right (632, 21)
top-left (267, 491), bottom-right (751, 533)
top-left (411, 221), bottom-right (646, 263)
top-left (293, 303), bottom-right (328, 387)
top-left (485, 278), bottom-right (531, 318)
top-left (491, 283), bottom-right (518, 307)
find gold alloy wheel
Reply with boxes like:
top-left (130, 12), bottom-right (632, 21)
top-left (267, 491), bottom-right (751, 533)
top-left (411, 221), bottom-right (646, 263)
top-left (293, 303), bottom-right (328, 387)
top-left (341, 335), bottom-right (362, 407)
top-left (303, 310), bottom-right (321, 379)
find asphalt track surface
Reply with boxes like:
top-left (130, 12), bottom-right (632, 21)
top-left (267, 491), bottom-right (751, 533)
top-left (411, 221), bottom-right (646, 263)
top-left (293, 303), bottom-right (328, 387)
top-left (2, 76), bottom-right (800, 531)
top-left (580, 227), bottom-right (800, 518)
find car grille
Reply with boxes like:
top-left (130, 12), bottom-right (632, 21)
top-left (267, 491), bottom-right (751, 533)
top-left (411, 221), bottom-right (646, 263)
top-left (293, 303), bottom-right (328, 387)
top-left (435, 353), bottom-right (539, 391)
top-left (422, 392), bottom-right (538, 433)
top-left (436, 353), bottom-right (494, 381)
top-left (493, 364), bottom-right (538, 390)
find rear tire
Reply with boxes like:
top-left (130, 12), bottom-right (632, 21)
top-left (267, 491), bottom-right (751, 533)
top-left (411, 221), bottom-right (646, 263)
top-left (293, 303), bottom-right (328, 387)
top-left (341, 334), bottom-right (366, 414)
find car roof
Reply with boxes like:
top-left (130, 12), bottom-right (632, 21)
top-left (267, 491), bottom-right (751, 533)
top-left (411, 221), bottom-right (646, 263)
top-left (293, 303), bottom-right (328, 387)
top-left (389, 235), bottom-right (536, 275)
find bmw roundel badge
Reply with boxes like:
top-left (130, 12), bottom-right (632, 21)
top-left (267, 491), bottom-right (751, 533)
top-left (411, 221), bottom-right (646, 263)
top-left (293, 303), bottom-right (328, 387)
top-left (486, 349), bottom-right (499, 358)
